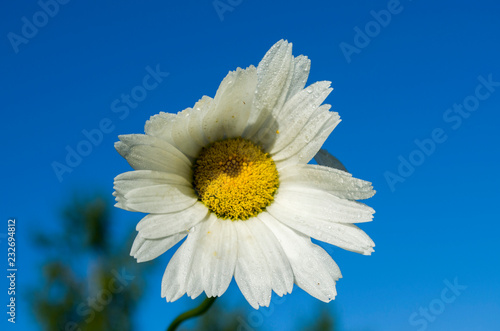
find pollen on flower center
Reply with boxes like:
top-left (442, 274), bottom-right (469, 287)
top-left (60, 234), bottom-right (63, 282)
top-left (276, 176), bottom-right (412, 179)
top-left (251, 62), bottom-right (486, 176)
top-left (193, 138), bottom-right (279, 221)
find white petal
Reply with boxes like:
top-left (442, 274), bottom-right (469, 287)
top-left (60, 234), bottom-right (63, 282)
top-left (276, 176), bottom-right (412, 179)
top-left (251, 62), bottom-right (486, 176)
top-left (162, 219), bottom-right (208, 301)
top-left (255, 40), bottom-right (293, 113)
top-left (144, 112), bottom-right (176, 145)
top-left (115, 134), bottom-right (192, 179)
top-left (274, 185), bottom-right (374, 223)
top-left (113, 170), bottom-right (195, 213)
top-left (161, 215), bottom-right (238, 301)
top-left (114, 170), bottom-right (191, 194)
top-left (250, 217), bottom-right (294, 296)
top-left (234, 220), bottom-right (272, 309)
top-left (259, 212), bottom-right (341, 302)
top-left (182, 215), bottom-right (216, 299)
top-left (314, 149), bottom-right (349, 173)
top-left (196, 215), bottom-right (238, 298)
top-left (130, 235), bottom-right (146, 256)
top-left (120, 184), bottom-right (198, 214)
top-left (292, 112), bottom-right (341, 165)
top-left (136, 202), bottom-right (209, 239)
top-left (269, 81), bottom-right (333, 154)
top-left (170, 109), bottom-right (203, 159)
top-left (267, 187), bottom-right (375, 255)
top-left (243, 40), bottom-right (294, 141)
top-left (244, 114), bottom-right (280, 153)
top-left (145, 110), bottom-right (203, 159)
top-left (285, 55), bottom-right (311, 102)
top-left (131, 232), bottom-right (186, 263)
top-left (113, 193), bottom-right (134, 211)
top-left (204, 66), bottom-right (257, 140)
top-left (272, 105), bottom-right (340, 165)
top-left (279, 164), bottom-right (375, 200)
top-left (188, 96), bottom-right (213, 147)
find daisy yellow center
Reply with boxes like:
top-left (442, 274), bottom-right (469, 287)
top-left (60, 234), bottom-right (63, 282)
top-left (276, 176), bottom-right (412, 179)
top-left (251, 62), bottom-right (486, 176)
top-left (193, 138), bottom-right (279, 221)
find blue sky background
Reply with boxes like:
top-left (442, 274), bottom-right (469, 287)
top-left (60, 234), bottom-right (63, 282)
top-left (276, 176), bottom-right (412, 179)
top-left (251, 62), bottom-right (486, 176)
top-left (2, 0), bottom-right (500, 330)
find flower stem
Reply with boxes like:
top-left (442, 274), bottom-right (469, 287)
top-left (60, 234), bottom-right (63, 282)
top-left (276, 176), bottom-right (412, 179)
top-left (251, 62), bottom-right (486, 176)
top-left (166, 296), bottom-right (217, 331)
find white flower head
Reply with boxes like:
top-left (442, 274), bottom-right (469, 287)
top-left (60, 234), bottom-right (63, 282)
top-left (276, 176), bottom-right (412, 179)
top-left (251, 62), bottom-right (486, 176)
top-left (113, 40), bottom-right (375, 309)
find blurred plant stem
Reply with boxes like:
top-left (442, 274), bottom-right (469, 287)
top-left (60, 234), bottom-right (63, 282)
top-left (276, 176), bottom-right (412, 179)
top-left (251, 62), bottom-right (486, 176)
top-left (167, 297), bottom-right (217, 331)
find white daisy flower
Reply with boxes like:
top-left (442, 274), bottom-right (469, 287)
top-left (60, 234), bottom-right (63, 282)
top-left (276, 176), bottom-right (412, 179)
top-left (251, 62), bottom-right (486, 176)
top-left (113, 40), bottom-right (375, 309)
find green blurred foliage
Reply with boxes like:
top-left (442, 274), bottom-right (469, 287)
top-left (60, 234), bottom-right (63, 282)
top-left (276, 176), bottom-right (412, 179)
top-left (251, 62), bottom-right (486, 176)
top-left (31, 195), bottom-right (148, 331)
top-left (184, 300), bottom-right (336, 331)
